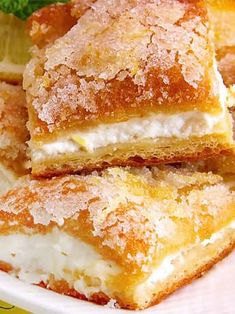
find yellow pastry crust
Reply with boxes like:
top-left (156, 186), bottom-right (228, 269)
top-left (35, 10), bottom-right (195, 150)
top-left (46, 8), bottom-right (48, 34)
top-left (31, 132), bottom-right (233, 177)
top-left (24, 0), bottom-right (234, 176)
top-left (0, 166), bottom-right (234, 309)
top-left (26, 0), bottom-right (235, 88)
top-left (25, 0), bottom-right (224, 140)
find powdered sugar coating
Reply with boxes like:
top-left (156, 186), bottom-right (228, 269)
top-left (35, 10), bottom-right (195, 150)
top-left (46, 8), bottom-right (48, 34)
top-left (0, 166), bottom-right (234, 271)
top-left (24, 0), bottom-right (221, 137)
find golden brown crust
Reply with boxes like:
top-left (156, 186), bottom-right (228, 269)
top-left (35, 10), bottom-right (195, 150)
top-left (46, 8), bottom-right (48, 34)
top-left (0, 166), bottom-right (235, 271)
top-left (0, 166), bottom-right (234, 309)
top-left (184, 108), bottom-right (235, 175)
top-left (147, 236), bottom-right (235, 310)
top-left (38, 279), bottom-right (110, 306)
top-left (50, 231), bottom-right (235, 310)
top-left (24, 0), bottom-right (223, 140)
top-left (25, 0), bottom-right (235, 92)
top-left (31, 133), bottom-right (234, 177)
top-left (45, 238), bottom-right (235, 309)
top-left (0, 226), bottom-right (234, 310)
top-left (26, 1), bottom-right (235, 90)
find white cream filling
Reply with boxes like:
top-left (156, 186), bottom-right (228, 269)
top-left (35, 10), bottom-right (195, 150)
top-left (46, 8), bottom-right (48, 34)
top-left (32, 61), bottom-right (228, 161)
top-left (134, 221), bottom-right (235, 303)
top-left (32, 59), bottom-right (228, 161)
top-left (33, 109), bottom-right (226, 161)
top-left (0, 164), bottom-right (17, 195)
top-left (0, 228), bottom-right (121, 298)
top-left (0, 221), bottom-right (234, 302)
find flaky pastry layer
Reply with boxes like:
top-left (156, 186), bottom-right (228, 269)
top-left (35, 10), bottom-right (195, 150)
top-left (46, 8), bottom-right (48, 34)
top-left (0, 166), bottom-right (234, 309)
top-left (31, 132), bottom-right (233, 177)
top-left (183, 108), bottom-right (235, 175)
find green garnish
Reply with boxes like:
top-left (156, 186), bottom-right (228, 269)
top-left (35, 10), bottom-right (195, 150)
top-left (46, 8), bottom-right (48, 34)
top-left (0, 0), bottom-right (69, 20)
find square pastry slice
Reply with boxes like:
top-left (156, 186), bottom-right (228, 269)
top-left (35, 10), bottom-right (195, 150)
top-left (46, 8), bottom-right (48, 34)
top-left (207, 0), bottom-right (235, 86)
top-left (24, 0), bottom-right (233, 177)
top-left (0, 82), bottom-right (29, 194)
top-left (0, 166), bottom-right (234, 310)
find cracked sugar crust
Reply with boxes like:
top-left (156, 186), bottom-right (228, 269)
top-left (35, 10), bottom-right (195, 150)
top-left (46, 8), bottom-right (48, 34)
top-left (0, 166), bottom-right (234, 272)
top-left (0, 82), bottom-right (29, 167)
top-left (24, 0), bottom-right (221, 137)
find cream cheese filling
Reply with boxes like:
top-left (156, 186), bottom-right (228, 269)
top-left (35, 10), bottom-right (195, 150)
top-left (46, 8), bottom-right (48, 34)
top-left (32, 59), bottom-right (228, 161)
top-left (0, 222), bottom-right (234, 301)
top-left (0, 228), bottom-right (121, 298)
top-left (32, 109), bottom-right (227, 161)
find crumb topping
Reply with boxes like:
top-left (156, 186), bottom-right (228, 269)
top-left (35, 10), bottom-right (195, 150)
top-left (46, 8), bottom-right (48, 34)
top-left (24, 0), bottom-right (219, 137)
top-left (0, 166), bottom-right (234, 271)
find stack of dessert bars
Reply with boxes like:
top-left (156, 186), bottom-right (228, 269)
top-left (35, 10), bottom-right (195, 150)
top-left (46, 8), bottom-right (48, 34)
top-left (0, 0), bottom-right (235, 310)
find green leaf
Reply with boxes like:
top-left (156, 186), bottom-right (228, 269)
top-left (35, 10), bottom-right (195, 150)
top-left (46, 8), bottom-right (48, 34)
top-left (0, 0), bottom-right (69, 20)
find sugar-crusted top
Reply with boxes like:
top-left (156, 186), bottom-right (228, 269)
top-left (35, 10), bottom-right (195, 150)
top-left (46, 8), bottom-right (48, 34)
top-left (0, 166), bottom-right (234, 272)
top-left (0, 82), bottom-right (29, 172)
top-left (25, 0), bottom-right (221, 138)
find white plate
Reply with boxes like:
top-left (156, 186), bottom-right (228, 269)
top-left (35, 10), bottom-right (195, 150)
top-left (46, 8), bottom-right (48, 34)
top-left (0, 251), bottom-right (235, 314)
